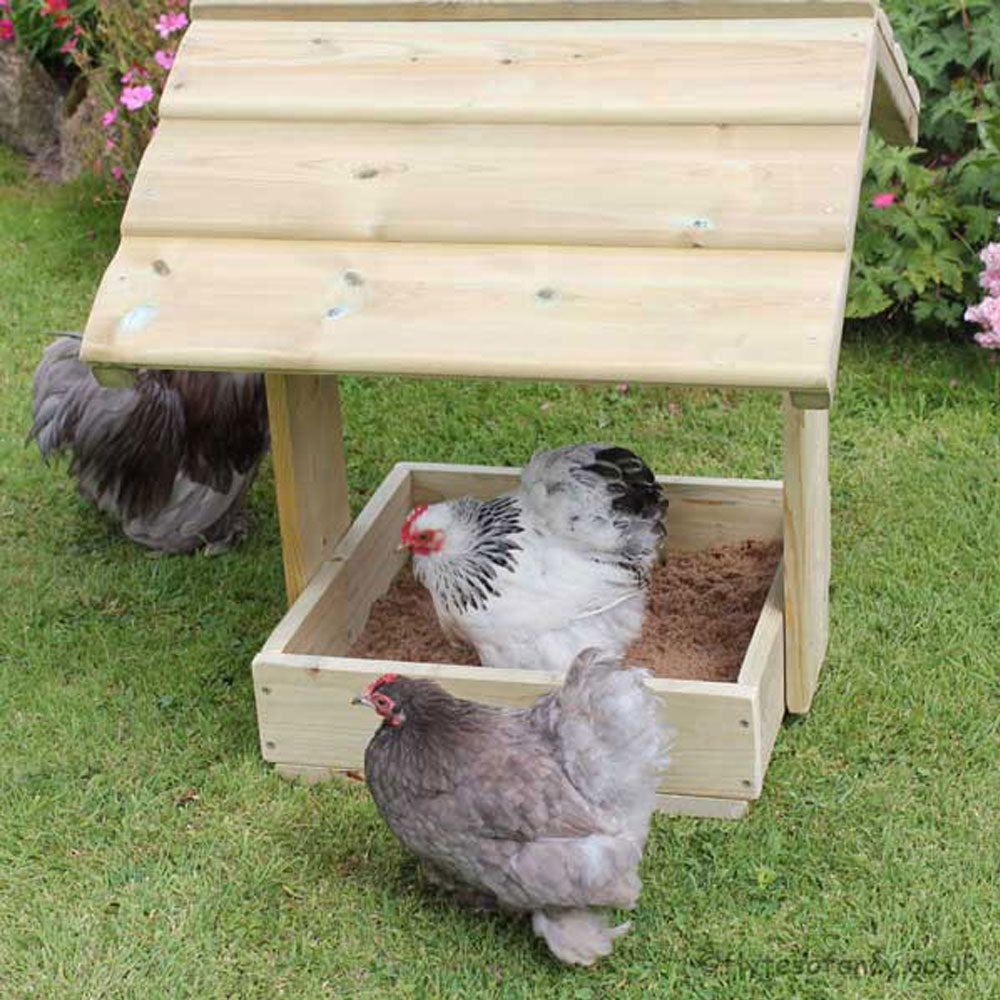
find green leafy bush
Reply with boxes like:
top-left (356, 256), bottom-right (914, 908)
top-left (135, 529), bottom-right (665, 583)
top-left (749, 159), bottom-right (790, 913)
top-left (849, 0), bottom-right (1000, 333)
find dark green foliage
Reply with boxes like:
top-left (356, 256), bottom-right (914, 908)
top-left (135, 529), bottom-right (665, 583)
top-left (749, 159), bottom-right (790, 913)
top-left (848, 0), bottom-right (1000, 332)
top-left (7, 0), bottom-right (97, 74)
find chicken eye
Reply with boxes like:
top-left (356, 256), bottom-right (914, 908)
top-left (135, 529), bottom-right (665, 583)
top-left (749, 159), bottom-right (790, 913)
top-left (372, 692), bottom-right (393, 713)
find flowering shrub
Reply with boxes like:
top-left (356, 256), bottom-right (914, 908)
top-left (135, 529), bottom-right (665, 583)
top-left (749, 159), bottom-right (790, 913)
top-left (77, 0), bottom-right (188, 188)
top-left (965, 232), bottom-right (1000, 349)
top-left (3, 0), bottom-right (187, 189)
top-left (848, 0), bottom-right (1000, 338)
top-left (2, 1), bottom-right (97, 73)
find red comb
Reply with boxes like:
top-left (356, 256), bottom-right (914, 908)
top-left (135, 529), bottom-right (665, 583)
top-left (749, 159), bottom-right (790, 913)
top-left (401, 504), bottom-right (428, 542)
top-left (364, 672), bottom-right (400, 698)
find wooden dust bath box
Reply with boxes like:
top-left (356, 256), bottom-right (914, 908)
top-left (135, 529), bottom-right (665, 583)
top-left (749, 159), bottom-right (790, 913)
top-left (255, 462), bottom-right (786, 819)
top-left (77, 0), bottom-right (920, 816)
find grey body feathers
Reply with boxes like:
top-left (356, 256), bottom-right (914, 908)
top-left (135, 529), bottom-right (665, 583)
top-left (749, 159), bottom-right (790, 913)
top-left (29, 334), bottom-right (268, 553)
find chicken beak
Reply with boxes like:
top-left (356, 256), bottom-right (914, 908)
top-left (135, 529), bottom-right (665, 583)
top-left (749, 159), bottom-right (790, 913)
top-left (395, 543), bottom-right (407, 553)
top-left (352, 694), bottom-right (372, 707)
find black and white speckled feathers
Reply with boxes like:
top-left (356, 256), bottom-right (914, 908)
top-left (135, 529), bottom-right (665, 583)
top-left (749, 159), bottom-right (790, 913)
top-left (428, 495), bottom-right (525, 615)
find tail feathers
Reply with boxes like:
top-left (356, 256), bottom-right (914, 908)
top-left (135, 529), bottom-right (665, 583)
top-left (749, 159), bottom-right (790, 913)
top-left (532, 909), bottom-right (631, 966)
top-left (29, 335), bottom-right (268, 522)
top-left (536, 650), bottom-right (672, 839)
top-left (520, 443), bottom-right (665, 567)
top-left (28, 334), bottom-right (90, 459)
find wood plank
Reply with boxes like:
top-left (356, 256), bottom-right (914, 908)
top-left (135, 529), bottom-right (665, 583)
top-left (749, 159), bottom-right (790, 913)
top-left (79, 238), bottom-right (845, 399)
top-left (653, 793), bottom-right (750, 819)
top-left (737, 564), bottom-right (785, 778)
top-left (163, 19), bottom-right (873, 127)
top-left (271, 763), bottom-right (751, 818)
top-left (782, 397), bottom-right (829, 712)
top-left (193, 0), bottom-right (877, 21)
top-left (254, 652), bottom-right (760, 797)
top-left (127, 120), bottom-right (857, 252)
top-left (283, 463), bottom-right (413, 655)
top-left (266, 374), bottom-right (351, 604)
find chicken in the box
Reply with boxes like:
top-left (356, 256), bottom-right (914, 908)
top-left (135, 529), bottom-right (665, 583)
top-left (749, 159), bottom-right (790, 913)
top-left (400, 443), bottom-right (666, 672)
top-left (29, 333), bottom-right (268, 554)
top-left (354, 649), bottom-right (670, 966)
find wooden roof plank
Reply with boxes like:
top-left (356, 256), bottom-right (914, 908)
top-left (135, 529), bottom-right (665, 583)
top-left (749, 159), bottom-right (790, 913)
top-left (193, 0), bottom-right (879, 21)
top-left (184, 1), bottom-right (918, 144)
top-left (126, 120), bottom-right (859, 251)
top-left (81, 237), bottom-right (844, 401)
top-left (163, 18), bottom-right (874, 126)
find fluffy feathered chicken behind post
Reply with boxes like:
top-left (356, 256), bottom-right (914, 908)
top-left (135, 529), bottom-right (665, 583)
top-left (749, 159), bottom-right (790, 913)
top-left (355, 650), bottom-right (670, 966)
top-left (401, 444), bottom-right (666, 672)
top-left (29, 334), bottom-right (269, 554)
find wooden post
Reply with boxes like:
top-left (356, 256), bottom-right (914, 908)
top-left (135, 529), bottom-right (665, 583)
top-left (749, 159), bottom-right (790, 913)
top-left (782, 395), bottom-right (830, 713)
top-left (266, 373), bottom-right (351, 605)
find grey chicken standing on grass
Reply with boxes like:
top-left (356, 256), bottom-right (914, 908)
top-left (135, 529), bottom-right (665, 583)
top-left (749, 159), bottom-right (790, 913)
top-left (354, 649), bottom-right (671, 966)
top-left (400, 443), bottom-right (667, 673)
top-left (29, 333), bottom-right (269, 554)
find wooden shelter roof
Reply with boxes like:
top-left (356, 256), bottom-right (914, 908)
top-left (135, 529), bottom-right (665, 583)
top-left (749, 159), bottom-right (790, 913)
top-left (81, 0), bottom-right (919, 407)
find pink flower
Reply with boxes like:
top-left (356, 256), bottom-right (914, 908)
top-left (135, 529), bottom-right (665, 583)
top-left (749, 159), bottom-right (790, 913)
top-left (111, 165), bottom-right (124, 180)
top-left (154, 49), bottom-right (176, 70)
top-left (60, 37), bottom-right (77, 53)
top-left (155, 11), bottom-right (188, 38)
top-left (41, 0), bottom-right (68, 13)
top-left (120, 84), bottom-right (155, 111)
top-left (105, 137), bottom-right (116, 151)
top-left (870, 191), bottom-right (897, 209)
top-left (0, 18), bottom-right (13, 40)
top-left (965, 295), bottom-right (1000, 349)
top-left (102, 107), bottom-right (119, 128)
top-left (978, 243), bottom-right (1000, 297)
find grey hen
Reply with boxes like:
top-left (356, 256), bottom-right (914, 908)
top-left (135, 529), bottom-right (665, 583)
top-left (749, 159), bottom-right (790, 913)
top-left (29, 333), bottom-right (268, 554)
top-left (355, 649), bottom-right (670, 965)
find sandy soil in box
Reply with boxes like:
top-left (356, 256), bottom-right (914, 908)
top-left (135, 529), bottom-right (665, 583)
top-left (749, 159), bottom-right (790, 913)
top-left (349, 539), bottom-right (782, 682)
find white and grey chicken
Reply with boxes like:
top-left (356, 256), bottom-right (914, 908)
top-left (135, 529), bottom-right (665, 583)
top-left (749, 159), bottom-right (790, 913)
top-left (29, 333), bottom-right (269, 554)
top-left (400, 444), bottom-right (666, 672)
top-left (356, 649), bottom-right (671, 965)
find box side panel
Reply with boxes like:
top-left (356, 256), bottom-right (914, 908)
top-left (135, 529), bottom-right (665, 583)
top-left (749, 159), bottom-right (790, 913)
top-left (736, 564), bottom-right (785, 791)
top-left (254, 653), bottom-right (759, 798)
top-left (272, 762), bottom-right (751, 819)
top-left (263, 463), bottom-right (412, 656)
top-left (408, 464), bottom-right (783, 552)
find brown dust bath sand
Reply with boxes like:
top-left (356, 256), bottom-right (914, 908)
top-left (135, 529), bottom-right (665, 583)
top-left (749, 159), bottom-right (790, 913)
top-left (348, 539), bottom-right (782, 682)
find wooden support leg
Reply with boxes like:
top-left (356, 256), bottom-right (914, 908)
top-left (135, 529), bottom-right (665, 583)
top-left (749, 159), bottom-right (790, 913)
top-left (782, 395), bottom-right (831, 713)
top-left (266, 373), bottom-right (351, 606)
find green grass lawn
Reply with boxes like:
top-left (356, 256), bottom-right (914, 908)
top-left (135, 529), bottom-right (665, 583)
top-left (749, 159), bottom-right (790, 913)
top-left (1, 143), bottom-right (998, 999)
